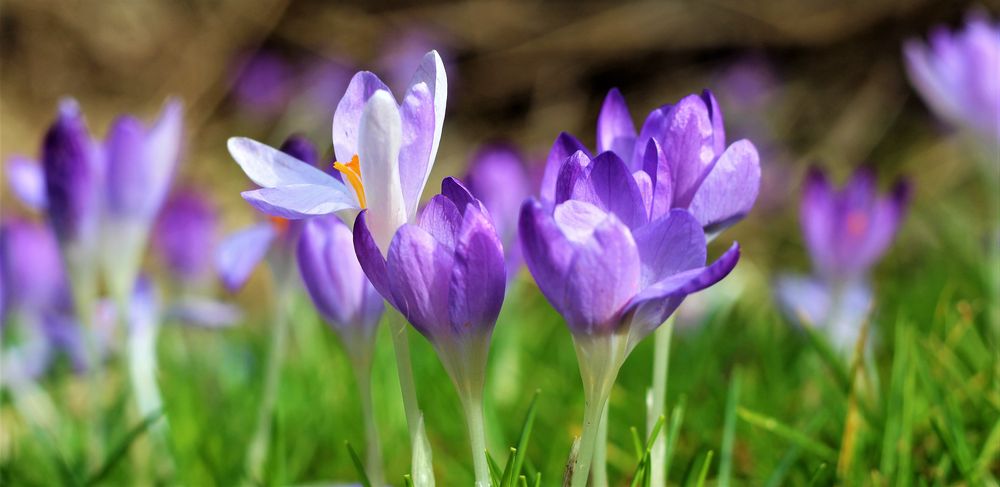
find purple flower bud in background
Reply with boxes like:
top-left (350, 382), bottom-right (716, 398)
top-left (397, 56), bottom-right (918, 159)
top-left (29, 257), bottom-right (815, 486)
top-left (0, 220), bottom-right (70, 319)
top-left (904, 12), bottom-right (1000, 147)
top-left (153, 189), bottom-right (219, 284)
top-left (231, 50), bottom-right (293, 116)
top-left (464, 144), bottom-right (532, 280)
top-left (298, 215), bottom-right (384, 343)
top-left (42, 99), bottom-right (103, 247)
top-left (800, 167), bottom-right (909, 284)
top-left (523, 150), bottom-right (740, 342)
top-left (541, 89), bottom-right (761, 239)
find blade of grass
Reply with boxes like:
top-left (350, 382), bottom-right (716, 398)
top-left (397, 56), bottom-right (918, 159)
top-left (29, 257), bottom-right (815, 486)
top-left (737, 407), bottom-right (837, 462)
top-left (344, 442), bottom-right (372, 487)
top-left (86, 410), bottom-right (163, 486)
top-left (663, 396), bottom-right (687, 479)
top-left (974, 416), bottom-right (1000, 480)
top-left (486, 450), bottom-right (503, 486)
top-left (694, 450), bottom-right (713, 487)
top-left (500, 447), bottom-right (517, 487)
top-left (511, 390), bottom-right (540, 482)
top-left (806, 463), bottom-right (828, 486)
top-left (630, 426), bottom-right (643, 460)
top-left (719, 371), bottom-right (742, 487)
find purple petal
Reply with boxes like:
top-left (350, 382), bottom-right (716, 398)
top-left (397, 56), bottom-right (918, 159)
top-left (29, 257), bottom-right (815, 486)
top-left (216, 223), bottom-right (275, 292)
top-left (597, 88), bottom-right (637, 164)
top-left (800, 168), bottom-right (835, 275)
top-left (405, 51), bottom-right (448, 174)
top-left (688, 139), bottom-right (760, 238)
top-left (153, 189), bottom-right (218, 282)
top-left (660, 95), bottom-right (717, 208)
top-left (554, 151), bottom-right (594, 206)
top-left (353, 211), bottom-right (394, 303)
top-left (417, 194), bottom-right (462, 251)
top-left (641, 138), bottom-right (673, 220)
top-left (632, 209), bottom-right (706, 287)
top-left (540, 133), bottom-right (590, 205)
top-left (631, 106), bottom-right (669, 176)
top-left (632, 169), bottom-right (653, 221)
top-left (519, 199), bottom-right (574, 312)
top-left (241, 184), bottom-right (359, 219)
top-left (279, 135), bottom-right (319, 166)
top-left (228, 137), bottom-right (347, 192)
top-left (399, 81), bottom-right (436, 217)
top-left (6, 156), bottom-right (48, 210)
top-left (43, 99), bottom-right (103, 243)
top-left (700, 90), bottom-right (727, 155)
top-left (627, 242), bottom-right (740, 339)
top-left (386, 224), bottom-right (453, 337)
top-left (440, 176), bottom-right (483, 215)
top-left (854, 180), bottom-right (910, 274)
top-left (585, 151), bottom-right (648, 229)
top-left (166, 298), bottom-right (242, 328)
top-left (448, 206), bottom-right (506, 336)
top-left (464, 144), bottom-right (531, 247)
top-left (332, 72), bottom-right (391, 162)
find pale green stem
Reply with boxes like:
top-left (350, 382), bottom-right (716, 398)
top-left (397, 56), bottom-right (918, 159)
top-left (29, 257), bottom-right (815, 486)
top-left (461, 393), bottom-right (490, 487)
top-left (591, 402), bottom-right (609, 487)
top-left (387, 308), bottom-right (421, 440)
top-left (349, 344), bottom-right (385, 487)
top-left (571, 333), bottom-right (628, 487)
top-left (245, 288), bottom-right (291, 483)
top-left (649, 316), bottom-right (674, 486)
top-left (440, 333), bottom-right (491, 487)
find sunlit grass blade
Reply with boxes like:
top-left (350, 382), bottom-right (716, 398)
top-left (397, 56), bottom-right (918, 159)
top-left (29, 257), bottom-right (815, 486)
top-left (806, 463), bottom-right (828, 486)
top-left (737, 407), bottom-right (837, 462)
top-left (403, 474), bottom-right (413, 487)
top-left (663, 396), bottom-right (687, 478)
top-left (719, 371), bottom-right (741, 487)
top-left (532, 471), bottom-right (541, 487)
top-left (629, 426), bottom-right (643, 460)
top-left (510, 389), bottom-right (540, 482)
top-left (694, 450), bottom-right (713, 487)
top-left (975, 416), bottom-right (1000, 481)
top-left (486, 450), bottom-right (503, 486)
top-left (86, 410), bottom-right (163, 486)
top-left (500, 447), bottom-right (516, 486)
top-left (344, 441), bottom-right (372, 487)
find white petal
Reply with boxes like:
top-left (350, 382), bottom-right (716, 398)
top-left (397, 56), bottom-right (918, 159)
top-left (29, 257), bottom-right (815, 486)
top-left (227, 137), bottom-right (343, 189)
top-left (405, 52), bottom-right (448, 199)
top-left (358, 90), bottom-right (408, 250)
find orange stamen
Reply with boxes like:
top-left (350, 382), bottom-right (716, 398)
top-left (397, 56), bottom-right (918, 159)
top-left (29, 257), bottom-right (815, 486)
top-left (846, 211), bottom-right (868, 237)
top-left (333, 154), bottom-right (367, 208)
top-left (269, 215), bottom-right (290, 233)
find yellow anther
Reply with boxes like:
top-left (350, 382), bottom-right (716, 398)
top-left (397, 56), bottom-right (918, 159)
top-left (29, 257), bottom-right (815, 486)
top-left (333, 154), bottom-right (366, 208)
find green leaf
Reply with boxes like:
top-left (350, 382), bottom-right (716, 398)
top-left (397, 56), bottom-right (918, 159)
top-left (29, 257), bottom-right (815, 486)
top-left (500, 447), bottom-right (516, 487)
top-left (486, 450), bottom-right (503, 486)
top-left (511, 390), bottom-right (540, 482)
top-left (629, 426), bottom-right (643, 460)
top-left (664, 396), bottom-right (687, 478)
top-left (806, 463), bottom-right (828, 487)
top-left (403, 474), bottom-right (414, 487)
top-left (344, 441), bottom-right (372, 487)
top-left (737, 407), bottom-right (837, 462)
top-left (86, 410), bottom-right (163, 486)
top-left (719, 371), bottom-right (741, 487)
top-left (694, 450), bottom-right (713, 487)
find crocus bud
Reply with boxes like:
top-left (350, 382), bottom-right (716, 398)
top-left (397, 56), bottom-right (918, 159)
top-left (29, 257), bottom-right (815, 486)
top-left (153, 189), bottom-right (219, 284)
top-left (0, 220), bottom-right (70, 318)
top-left (464, 144), bottom-right (532, 279)
top-left (42, 100), bottom-right (102, 247)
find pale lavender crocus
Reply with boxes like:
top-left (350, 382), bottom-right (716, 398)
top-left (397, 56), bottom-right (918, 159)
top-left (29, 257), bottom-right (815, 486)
top-left (905, 12), bottom-right (1000, 149)
top-left (298, 215), bottom-right (386, 485)
top-left (776, 167), bottom-right (909, 351)
top-left (541, 88), bottom-right (760, 240)
top-left (354, 177), bottom-right (505, 486)
top-left (521, 150), bottom-right (740, 487)
top-left (464, 144), bottom-right (532, 280)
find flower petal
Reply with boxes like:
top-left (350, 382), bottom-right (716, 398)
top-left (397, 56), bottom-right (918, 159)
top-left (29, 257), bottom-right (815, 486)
top-left (448, 205), bottom-right (506, 336)
top-left (332, 72), bottom-right (391, 162)
top-left (241, 184), bottom-right (359, 219)
top-left (688, 139), bottom-right (760, 239)
top-left (6, 156), bottom-right (48, 210)
top-left (216, 223), bottom-right (275, 292)
top-left (660, 95), bottom-right (717, 207)
top-left (540, 132), bottom-right (590, 205)
top-left (554, 151), bottom-right (594, 206)
top-left (586, 151), bottom-right (648, 229)
top-left (519, 199), bottom-right (574, 311)
top-left (641, 138), bottom-right (673, 220)
top-left (399, 81), bottom-right (436, 217)
top-left (597, 88), bottom-right (637, 165)
top-left (406, 51), bottom-right (448, 166)
top-left (353, 211), bottom-right (394, 301)
top-left (166, 298), bottom-right (242, 328)
top-left (417, 194), bottom-right (462, 251)
top-left (228, 137), bottom-right (345, 189)
top-left (632, 209), bottom-right (706, 287)
top-left (700, 90), bottom-right (727, 155)
top-left (359, 90), bottom-right (408, 250)
top-left (386, 223), bottom-right (453, 336)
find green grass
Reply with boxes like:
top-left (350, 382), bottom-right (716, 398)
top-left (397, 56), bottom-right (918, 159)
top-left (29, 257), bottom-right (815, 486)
top-left (1, 200), bottom-right (998, 486)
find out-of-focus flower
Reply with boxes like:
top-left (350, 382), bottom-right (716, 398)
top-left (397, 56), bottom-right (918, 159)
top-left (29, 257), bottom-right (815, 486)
top-left (101, 99), bottom-right (184, 300)
top-left (379, 28), bottom-right (455, 97)
top-left (0, 220), bottom-right (69, 319)
top-left (354, 177), bottom-right (504, 485)
top-left (905, 12), bottom-right (1000, 147)
top-left (464, 144), bottom-right (532, 279)
top-left (153, 189), bottom-right (219, 284)
top-left (217, 135), bottom-right (317, 292)
top-left (228, 50), bottom-right (448, 251)
top-left (776, 167), bottom-right (909, 350)
top-left (231, 50), bottom-right (294, 117)
top-left (541, 89), bottom-right (761, 240)
top-left (5, 156), bottom-right (48, 211)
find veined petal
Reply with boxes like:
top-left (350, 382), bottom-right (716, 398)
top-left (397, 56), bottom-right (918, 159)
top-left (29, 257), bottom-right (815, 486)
top-left (332, 72), bottom-right (391, 162)
top-left (418, 194), bottom-right (462, 251)
top-left (407, 50), bottom-right (448, 175)
top-left (541, 132), bottom-right (590, 205)
top-left (6, 156), bottom-right (48, 210)
top-left (216, 223), bottom-right (275, 292)
top-left (661, 95), bottom-right (717, 208)
top-left (632, 209), bottom-right (706, 287)
top-left (359, 90), bottom-right (408, 249)
top-left (554, 151), bottom-right (593, 206)
top-left (241, 184), bottom-right (358, 219)
top-left (519, 199), bottom-right (574, 313)
top-left (448, 206), bottom-right (506, 336)
top-left (353, 211), bottom-right (394, 301)
top-left (700, 90), bottom-right (727, 156)
top-left (586, 151), bottom-right (648, 229)
top-left (641, 138), bottom-right (673, 220)
top-left (597, 88), bottom-right (637, 165)
top-left (688, 139), bottom-right (760, 238)
top-left (228, 137), bottom-right (345, 189)
top-left (399, 82), bottom-right (436, 217)
top-left (386, 223), bottom-right (453, 337)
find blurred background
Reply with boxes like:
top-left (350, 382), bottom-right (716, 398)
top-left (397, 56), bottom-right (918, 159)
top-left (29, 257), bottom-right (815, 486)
top-left (2, 0), bottom-right (998, 485)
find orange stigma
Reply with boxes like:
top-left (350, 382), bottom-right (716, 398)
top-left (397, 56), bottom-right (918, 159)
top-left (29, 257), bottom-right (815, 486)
top-left (333, 154), bottom-right (366, 208)
top-left (845, 211), bottom-right (868, 237)
top-left (269, 215), bottom-right (290, 233)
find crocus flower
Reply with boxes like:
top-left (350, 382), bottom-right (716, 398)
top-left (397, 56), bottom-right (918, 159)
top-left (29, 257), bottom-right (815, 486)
top-left (231, 50), bottom-right (294, 117)
top-left (101, 99), bottom-right (184, 301)
top-left (354, 177), bottom-right (505, 486)
top-left (298, 215), bottom-right (386, 485)
top-left (541, 89), bottom-right (760, 240)
top-left (228, 50), bottom-right (447, 251)
top-left (5, 155), bottom-right (48, 212)
top-left (217, 135), bottom-right (318, 292)
top-left (776, 167), bottom-right (909, 351)
top-left (904, 12), bottom-right (1000, 148)
top-left (463, 144), bottom-right (532, 280)
top-left (520, 150), bottom-right (740, 487)
top-left (154, 189), bottom-right (219, 285)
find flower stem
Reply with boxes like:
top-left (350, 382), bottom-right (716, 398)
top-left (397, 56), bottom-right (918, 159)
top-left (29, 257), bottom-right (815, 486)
top-left (387, 308), bottom-right (421, 440)
top-left (460, 393), bottom-right (490, 487)
top-left (649, 316), bottom-right (675, 486)
top-left (245, 289), bottom-right (291, 483)
top-left (570, 333), bottom-right (628, 487)
top-left (350, 346), bottom-right (385, 487)
top-left (591, 402), bottom-right (610, 487)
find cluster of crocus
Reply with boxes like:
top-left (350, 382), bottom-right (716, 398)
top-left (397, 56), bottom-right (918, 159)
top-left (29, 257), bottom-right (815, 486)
top-left (904, 12), bottom-right (1000, 152)
top-left (776, 167), bottom-right (909, 352)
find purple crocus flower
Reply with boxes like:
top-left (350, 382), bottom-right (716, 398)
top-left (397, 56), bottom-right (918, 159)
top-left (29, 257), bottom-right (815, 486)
top-left (776, 167), bottom-right (909, 350)
top-left (521, 150), bottom-right (740, 487)
top-left (231, 50), bottom-right (294, 117)
top-left (101, 99), bottom-right (184, 299)
top-left (464, 144), bottom-right (532, 280)
top-left (227, 50), bottom-right (448, 251)
top-left (0, 220), bottom-right (70, 319)
top-left (541, 89), bottom-right (760, 240)
top-left (354, 177), bottom-right (505, 485)
top-left (904, 12), bottom-right (1000, 147)
top-left (153, 189), bottom-right (219, 284)
top-left (5, 155), bottom-right (48, 212)
top-left (217, 135), bottom-right (317, 292)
